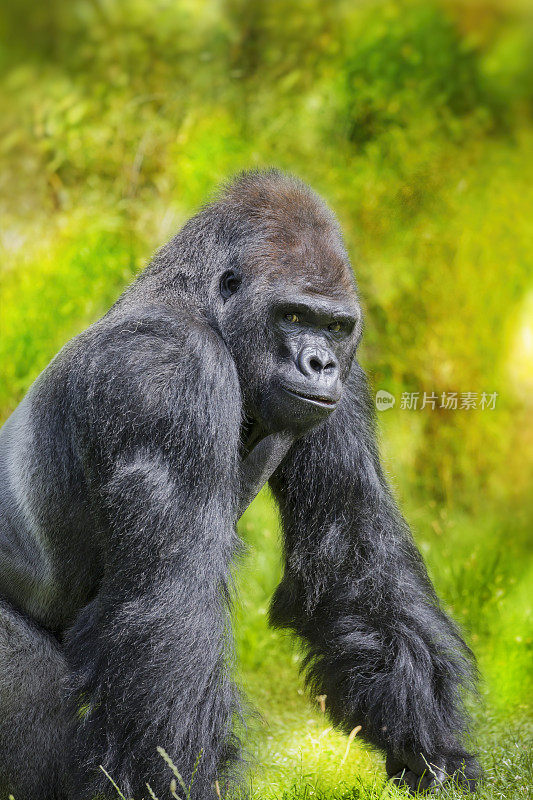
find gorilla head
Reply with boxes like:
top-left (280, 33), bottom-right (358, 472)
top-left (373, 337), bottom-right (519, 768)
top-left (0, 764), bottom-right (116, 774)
top-left (150, 171), bottom-right (362, 439)
top-left (214, 183), bottom-right (362, 435)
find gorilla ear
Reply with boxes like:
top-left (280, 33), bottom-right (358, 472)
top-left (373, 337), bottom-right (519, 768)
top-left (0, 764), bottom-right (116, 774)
top-left (220, 270), bottom-right (242, 301)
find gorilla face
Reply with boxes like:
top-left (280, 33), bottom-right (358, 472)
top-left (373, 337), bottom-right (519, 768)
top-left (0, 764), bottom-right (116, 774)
top-left (257, 285), bottom-right (361, 433)
top-left (216, 267), bottom-right (361, 437)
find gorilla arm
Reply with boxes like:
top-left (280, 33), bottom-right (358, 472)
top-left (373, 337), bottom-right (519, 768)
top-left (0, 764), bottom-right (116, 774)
top-left (63, 312), bottom-right (243, 800)
top-left (268, 362), bottom-right (480, 792)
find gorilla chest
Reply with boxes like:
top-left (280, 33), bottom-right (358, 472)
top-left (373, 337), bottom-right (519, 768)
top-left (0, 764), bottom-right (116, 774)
top-left (238, 431), bottom-right (294, 517)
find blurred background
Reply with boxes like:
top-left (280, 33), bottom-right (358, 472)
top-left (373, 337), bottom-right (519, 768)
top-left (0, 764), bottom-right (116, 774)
top-left (0, 1), bottom-right (531, 797)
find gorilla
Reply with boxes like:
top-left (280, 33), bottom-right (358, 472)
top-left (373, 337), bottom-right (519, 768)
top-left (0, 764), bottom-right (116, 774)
top-left (0, 170), bottom-right (479, 799)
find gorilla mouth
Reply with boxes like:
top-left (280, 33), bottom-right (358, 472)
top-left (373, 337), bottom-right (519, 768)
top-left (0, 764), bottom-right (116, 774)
top-left (282, 387), bottom-right (339, 408)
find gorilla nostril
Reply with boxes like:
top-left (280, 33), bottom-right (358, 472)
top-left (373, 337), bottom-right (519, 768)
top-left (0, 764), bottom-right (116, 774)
top-left (309, 357), bottom-right (323, 373)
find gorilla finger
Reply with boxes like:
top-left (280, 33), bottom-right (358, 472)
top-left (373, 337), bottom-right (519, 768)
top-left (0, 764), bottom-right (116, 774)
top-left (422, 766), bottom-right (447, 787)
top-left (451, 769), bottom-right (479, 793)
top-left (406, 754), bottom-right (445, 777)
top-left (386, 754), bottom-right (406, 778)
top-left (418, 772), bottom-right (446, 793)
top-left (390, 769), bottom-right (420, 793)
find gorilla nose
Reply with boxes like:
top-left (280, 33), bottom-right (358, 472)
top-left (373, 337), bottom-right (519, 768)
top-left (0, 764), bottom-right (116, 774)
top-left (298, 346), bottom-right (338, 379)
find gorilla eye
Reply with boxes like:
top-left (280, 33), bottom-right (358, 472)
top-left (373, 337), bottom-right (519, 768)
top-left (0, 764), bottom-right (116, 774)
top-left (285, 313), bottom-right (300, 324)
top-left (328, 321), bottom-right (341, 332)
top-left (220, 270), bottom-right (241, 301)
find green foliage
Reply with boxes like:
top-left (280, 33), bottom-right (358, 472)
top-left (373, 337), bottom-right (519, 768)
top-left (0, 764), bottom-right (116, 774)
top-left (341, 3), bottom-right (500, 145)
top-left (0, 1), bottom-right (531, 798)
top-left (0, 223), bottom-right (139, 414)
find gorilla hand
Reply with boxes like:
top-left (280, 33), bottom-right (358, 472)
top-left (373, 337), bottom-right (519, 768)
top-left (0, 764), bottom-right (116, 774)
top-left (386, 751), bottom-right (481, 794)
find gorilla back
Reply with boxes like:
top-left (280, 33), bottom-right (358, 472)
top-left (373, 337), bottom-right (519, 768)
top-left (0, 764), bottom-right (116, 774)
top-left (0, 170), bottom-right (480, 799)
top-left (0, 355), bottom-right (104, 633)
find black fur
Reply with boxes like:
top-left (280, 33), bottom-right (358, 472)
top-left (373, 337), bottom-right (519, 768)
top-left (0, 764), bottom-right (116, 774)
top-left (0, 170), bottom-right (479, 798)
top-left (269, 364), bottom-right (479, 789)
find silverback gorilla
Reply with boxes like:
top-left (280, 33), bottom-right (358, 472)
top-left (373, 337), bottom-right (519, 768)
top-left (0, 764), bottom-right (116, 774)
top-left (0, 171), bottom-right (479, 799)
